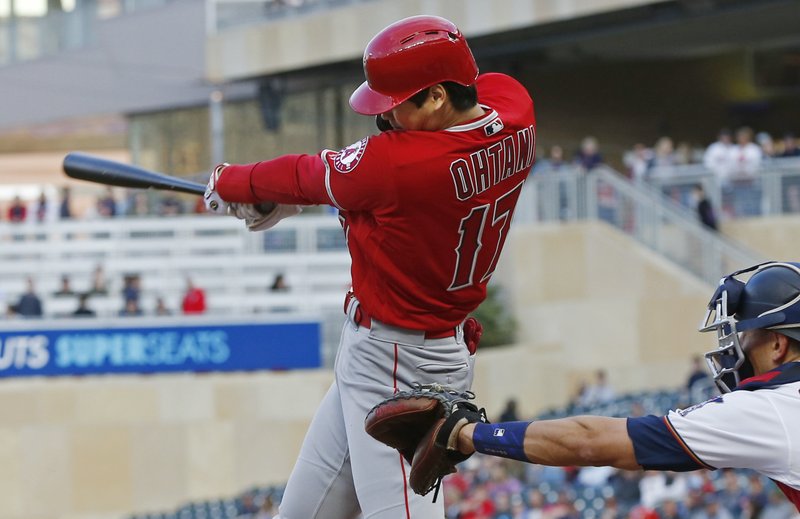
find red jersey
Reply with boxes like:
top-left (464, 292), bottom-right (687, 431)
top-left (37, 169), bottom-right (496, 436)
top-left (218, 73), bottom-right (536, 330)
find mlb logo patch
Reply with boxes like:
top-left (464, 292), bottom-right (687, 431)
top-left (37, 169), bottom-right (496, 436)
top-left (493, 428), bottom-right (505, 437)
top-left (485, 118), bottom-right (504, 136)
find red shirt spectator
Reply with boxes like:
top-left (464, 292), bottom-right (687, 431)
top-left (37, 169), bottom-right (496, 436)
top-left (7, 196), bottom-right (27, 222)
top-left (181, 278), bottom-right (206, 314)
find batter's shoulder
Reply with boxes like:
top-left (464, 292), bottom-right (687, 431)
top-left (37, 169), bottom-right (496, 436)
top-left (477, 73), bottom-right (532, 101)
top-left (476, 73), bottom-right (534, 126)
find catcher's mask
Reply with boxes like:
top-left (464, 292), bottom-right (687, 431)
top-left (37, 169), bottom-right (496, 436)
top-left (349, 15), bottom-right (479, 115)
top-left (700, 261), bottom-right (800, 392)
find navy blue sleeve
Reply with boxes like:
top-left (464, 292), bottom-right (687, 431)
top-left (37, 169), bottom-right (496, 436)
top-left (627, 415), bottom-right (712, 471)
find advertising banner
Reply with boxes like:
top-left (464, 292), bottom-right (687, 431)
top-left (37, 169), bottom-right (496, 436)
top-left (0, 320), bottom-right (321, 377)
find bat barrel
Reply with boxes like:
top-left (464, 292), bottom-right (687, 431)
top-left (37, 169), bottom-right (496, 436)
top-left (63, 152), bottom-right (207, 196)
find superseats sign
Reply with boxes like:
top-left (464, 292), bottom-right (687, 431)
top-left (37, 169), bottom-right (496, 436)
top-left (0, 320), bottom-right (321, 377)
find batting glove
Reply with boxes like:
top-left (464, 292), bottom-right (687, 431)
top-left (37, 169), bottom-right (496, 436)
top-left (204, 163), bottom-right (230, 214)
top-left (229, 202), bottom-right (302, 232)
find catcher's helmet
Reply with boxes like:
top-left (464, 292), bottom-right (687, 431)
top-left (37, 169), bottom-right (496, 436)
top-left (349, 15), bottom-right (479, 115)
top-left (699, 261), bottom-right (800, 392)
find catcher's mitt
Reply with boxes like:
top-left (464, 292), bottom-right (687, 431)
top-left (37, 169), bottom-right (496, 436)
top-left (365, 383), bottom-right (488, 498)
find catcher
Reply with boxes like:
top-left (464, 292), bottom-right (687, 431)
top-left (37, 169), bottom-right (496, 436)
top-left (368, 261), bottom-right (800, 510)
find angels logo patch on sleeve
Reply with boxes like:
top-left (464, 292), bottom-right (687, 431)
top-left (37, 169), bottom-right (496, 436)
top-left (334, 138), bottom-right (368, 173)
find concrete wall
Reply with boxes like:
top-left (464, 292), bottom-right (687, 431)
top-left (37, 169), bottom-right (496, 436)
top-left (0, 220), bottom-right (714, 519)
top-left (0, 370), bottom-right (333, 519)
top-left (722, 215), bottom-right (800, 262)
top-left (482, 221), bottom-right (713, 416)
top-left (206, 0), bottom-right (659, 82)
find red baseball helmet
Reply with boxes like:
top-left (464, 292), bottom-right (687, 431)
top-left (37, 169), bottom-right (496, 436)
top-left (349, 15), bottom-right (479, 115)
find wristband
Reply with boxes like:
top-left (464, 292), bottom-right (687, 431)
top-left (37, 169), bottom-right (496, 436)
top-left (472, 421), bottom-right (531, 462)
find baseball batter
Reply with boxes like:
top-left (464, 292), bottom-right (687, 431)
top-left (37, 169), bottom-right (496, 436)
top-left (203, 15), bottom-right (536, 519)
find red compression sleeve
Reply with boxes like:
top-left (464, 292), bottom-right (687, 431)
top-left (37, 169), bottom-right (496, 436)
top-left (216, 154), bottom-right (331, 206)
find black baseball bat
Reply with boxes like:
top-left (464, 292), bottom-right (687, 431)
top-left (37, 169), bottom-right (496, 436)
top-left (63, 152), bottom-right (206, 196)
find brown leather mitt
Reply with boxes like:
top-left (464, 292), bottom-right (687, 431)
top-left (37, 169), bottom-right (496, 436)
top-left (364, 383), bottom-right (488, 498)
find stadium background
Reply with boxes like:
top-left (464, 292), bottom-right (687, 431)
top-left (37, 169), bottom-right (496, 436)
top-left (1, 0), bottom-right (799, 517)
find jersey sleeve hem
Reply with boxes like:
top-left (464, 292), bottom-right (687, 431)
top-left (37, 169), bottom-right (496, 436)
top-left (627, 415), bottom-right (715, 472)
top-left (663, 415), bottom-right (716, 471)
top-left (321, 149), bottom-right (344, 211)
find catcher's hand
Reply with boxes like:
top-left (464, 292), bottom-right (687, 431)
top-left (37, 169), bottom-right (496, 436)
top-left (364, 383), bottom-right (488, 498)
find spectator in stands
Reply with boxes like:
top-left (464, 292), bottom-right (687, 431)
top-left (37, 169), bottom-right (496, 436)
top-left (96, 187), bottom-right (118, 217)
top-left (691, 184), bottom-right (718, 231)
top-left (498, 398), bottom-right (520, 423)
top-left (624, 143), bottom-right (653, 183)
top-left (611, 470), bottom-right (643, 511)
top-left (686, 354), bottom-right (711, 392)
top-left (779, 133), bottom-right (799, 157)
top-left (675, 141), bottom-right (694, 166)
top-left (491, 491), bottom-right (513, 518)
top-left (59, 186), bottom-right (73, 219)
top-left (237, 492), bottom-right (260, 517)
top-left (533, 145), bottom-right (566, 173)
top-left (728, 126), bottom-right (763, 216)
top-left (639, 471), bottom-right (689, 510)
top-left (760, 486), bottom-right (797, 519)
top-left (703, 129), bottom-right (733, 185)
top-left (154, 296), bottom-right (172, 316)
top-left (572, 138), bottom-right (616, 223)
top-left (534, 145), bottom-right (572, 220)
top-left (119, 298), bottom-right (143, 317)
top-left (181, 277), bottom-right (207, 314)
top-left (129, 192), bottom-right (151, 216)
top-left (254, 495), bottom-right (279, 519)
top-left (159, 194), bottom-right (184, 216)
top-left (459, 485), bottom-right (495, 518)
top-left (700, 493), bottom-right (734, 519)
top-left (35, 190), bottom-right (48, 222)
top-left (647, 136), bottom-right (677, 177)
top-left (72, 293), bottom-right (96, 317)
top-left (54, 274), bottom-right (75, 297)
top-left (122, 274), bottom-right (141, 304)
top-left (579, 369), bottom-right (615, 406)
top-left (11, 277), bottom-right (43, 317)
top-left (756, 132), bottom-right (777, 159)
top-left (717, 469), bottom-right (746, 517)
top-left (270, 273), bottom-right (290, 292)
top-left (573, 136), bottom-right (603, 171)
top-left (91, 264), bottom-right (108, 295)
top-left (745, 473), bottom-right (769, 516)
top-left (7, 195), bottom-right (27, 222)
top-left (193, 196), bottom-right (208, 214)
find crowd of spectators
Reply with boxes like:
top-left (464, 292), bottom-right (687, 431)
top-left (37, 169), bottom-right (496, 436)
top-left (1, 266), bottom-right (215, 319)
top-left (533, 127), bottom-right (800, 226)
top-left (438, 455), bottom-right (796, 519)
top-left (0, 268), bottom-right (303, 320)
top-left (0, 186), bottom-right (207, 224)
top-left (1, 128), bottom-right (798, 226)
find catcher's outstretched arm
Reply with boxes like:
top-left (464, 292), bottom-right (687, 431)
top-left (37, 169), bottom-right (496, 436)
top-left (457, 416), bottom-right (639, 470)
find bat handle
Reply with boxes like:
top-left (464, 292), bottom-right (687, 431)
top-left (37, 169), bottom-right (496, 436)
top-left (256, 202), bottom-right (277, 214)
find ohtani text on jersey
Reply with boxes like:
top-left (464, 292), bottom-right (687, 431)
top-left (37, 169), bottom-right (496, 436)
top-left (450, 124), bottom-right (536, 201)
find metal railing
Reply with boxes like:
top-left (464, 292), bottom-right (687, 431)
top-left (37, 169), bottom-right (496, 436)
top-left (517, 166), bottom-right (765, 285)
top-left (644, 157), bottom-right (800, 220)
